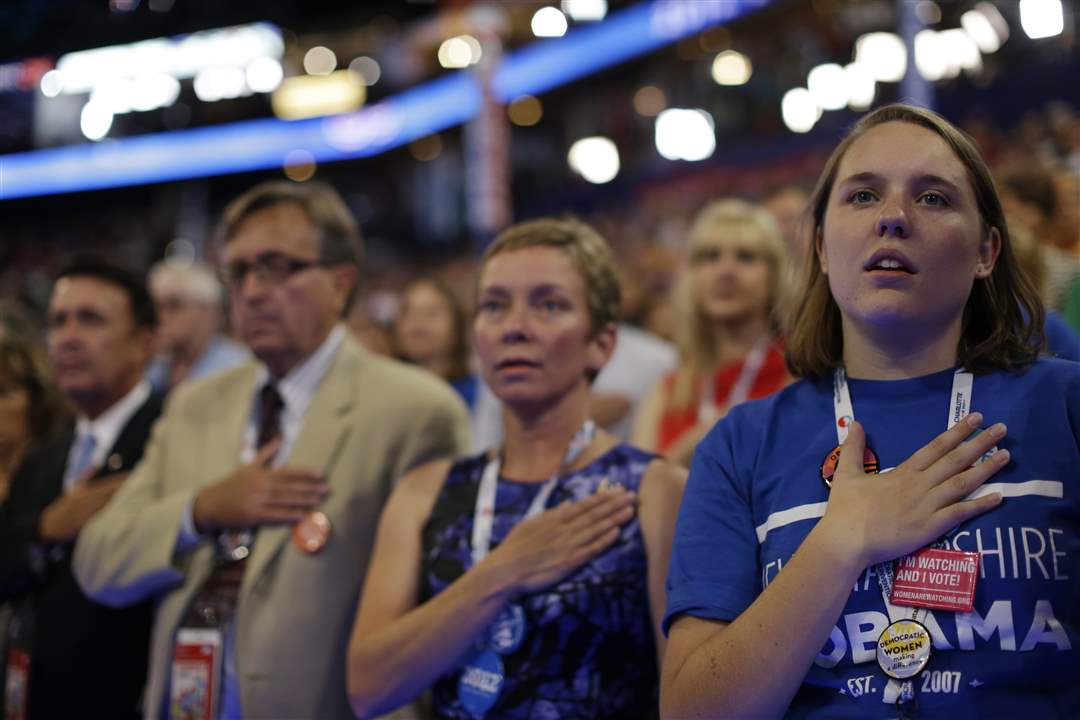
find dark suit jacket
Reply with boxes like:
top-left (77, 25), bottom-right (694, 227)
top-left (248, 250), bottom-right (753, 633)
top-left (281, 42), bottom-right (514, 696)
top-left (0, 392), bottom-right (163, 720)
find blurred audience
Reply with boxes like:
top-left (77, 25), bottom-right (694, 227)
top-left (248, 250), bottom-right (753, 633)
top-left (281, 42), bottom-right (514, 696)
top-left (761, 183), bottom-right (812, 276)
top-left (146, 257), bottom-right (248, 394)
top-left (0, 301), bottom-right (43, 344)
top-left (346, 293), bottom-right (395, 356)
top-left (1008, 222), bottom-right (1080, 360)
top-left (633, 199), bottom-right (791, 466)
top-left (395, 276), bottom-right (479, 409)
top-left (998, 164), bottom-right (1078, 310)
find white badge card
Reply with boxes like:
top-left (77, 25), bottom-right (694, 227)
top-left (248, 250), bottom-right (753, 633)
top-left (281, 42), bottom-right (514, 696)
top-left (170, 628), bottom-right (223, 720)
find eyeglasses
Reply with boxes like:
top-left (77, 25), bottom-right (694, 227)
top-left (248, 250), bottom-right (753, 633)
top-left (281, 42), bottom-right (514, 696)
top-left (222, 252), bottom-right (324, 289)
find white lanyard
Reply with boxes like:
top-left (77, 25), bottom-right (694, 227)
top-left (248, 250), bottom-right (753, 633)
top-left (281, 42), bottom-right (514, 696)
top-left (471, 420), bottom-right (597, 567)
top-left (698, 335), bottom-right (771, 425)
top-left (832, 367), bottom-right (973, 704)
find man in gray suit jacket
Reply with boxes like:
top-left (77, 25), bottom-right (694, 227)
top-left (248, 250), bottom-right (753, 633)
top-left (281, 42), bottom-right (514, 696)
top-left (73, 181), bottom-right (469, 719)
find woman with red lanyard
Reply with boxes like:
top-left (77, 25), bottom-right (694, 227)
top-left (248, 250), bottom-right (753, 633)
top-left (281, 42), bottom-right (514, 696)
top-left (633, 199), bottom-right (790, 466)
top-left (346, 218), bottom-right (685, 719)
top-left (661, 103), bottom-right (1079, 718)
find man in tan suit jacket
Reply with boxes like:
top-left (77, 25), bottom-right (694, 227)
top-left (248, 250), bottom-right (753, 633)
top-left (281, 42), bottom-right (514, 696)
top-left (73, 181), bottom-right (469, 719)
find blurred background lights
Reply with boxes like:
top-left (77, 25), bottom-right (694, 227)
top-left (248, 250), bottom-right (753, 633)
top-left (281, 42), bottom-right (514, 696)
top-left (1019, 0), bottom-right (1064, 39)
top-left (532, 7), bottom-right (568, 38)
top-left (131, 74), bottom-right (180, 112)
top-left (437, 37), bottom-right (475, 69)
top-left (915, 31), bottom-right (949, 81)
top-left (303, 46), bottom-right (337, 75)
top-left (806, 63), bottom-right (847, 111)
top-left (80, 101), bottom-right (114, 141)
top-left (916, 28), bottom-right (983, 82)
top-left (940, 29), bottom-right (982, 75)
top-left (39, 69), bottom-right (64, 97)
top-left (91, 78), bottom-right (135, 114)
top-left (655, 108), bottom-right (715, 162)
top-left (710, 50), bottom-right (752, 86)
top-left (914, 0), bottom-right (942, 25)
top-left (854, 32), bottom-right (907, 82)
top-left (53, 23), bottom-right (283, 96)
top-left (561, 0), bottom-right (607, 22)
top-left (508, 95), bottom-right (543, 126)
top-left (271, 70), bottom-right (365, 120)
top-left (973, 3), bottom-right (1010, 48)
top-left (567, 136), bottom-right (620, 183)
top-left (633, 85), bottom-right (666, 117)
top-left (461, 35), bottom-right (483, 64)
top-left (246, 57), bottom-right (284, 93)
top-left (781, 88), bottom-right (820, 134)
top-left (282, 149), bottom-right (316, 182)
top-left (961, 9), bottom-right (1003, 53)
top-left (194, 66), bottom-right (247, 102)
top-left (348, 56), bottom-right (381, 86)
top-left (844, 63), bottom-right (876, 110)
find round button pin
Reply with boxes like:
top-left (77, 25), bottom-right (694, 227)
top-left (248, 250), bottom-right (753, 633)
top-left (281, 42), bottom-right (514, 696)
top-left (820, 445), bottom-right (879, 487)
top-left (876, 619), bottom-right (932, 680)
top-left (293, 511), bottom-right (331, 554)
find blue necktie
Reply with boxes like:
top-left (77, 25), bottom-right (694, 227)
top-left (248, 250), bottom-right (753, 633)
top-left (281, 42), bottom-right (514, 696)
top-left (64, 432), bottom-right (97, 491)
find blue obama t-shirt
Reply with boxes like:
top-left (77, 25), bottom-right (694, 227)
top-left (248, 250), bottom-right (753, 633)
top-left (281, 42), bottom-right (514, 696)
top-left (665, 358), bottom-right (1080, 719)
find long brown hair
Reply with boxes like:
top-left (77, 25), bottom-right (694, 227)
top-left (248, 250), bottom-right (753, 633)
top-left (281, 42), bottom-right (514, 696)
top-left (0, 334), bottom-right (70, 440)
top-left (785, 103), bottom-right (1043, 380)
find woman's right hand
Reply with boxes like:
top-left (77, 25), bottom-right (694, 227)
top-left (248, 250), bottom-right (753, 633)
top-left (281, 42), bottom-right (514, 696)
top-left (483, 486), bottom-right (637, 595)
top-left (816, 413), bottom-right (1009, 571)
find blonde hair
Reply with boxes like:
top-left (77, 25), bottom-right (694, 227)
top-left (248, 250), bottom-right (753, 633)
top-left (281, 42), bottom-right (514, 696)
top-left (670, 199), bottom-right (788, 408)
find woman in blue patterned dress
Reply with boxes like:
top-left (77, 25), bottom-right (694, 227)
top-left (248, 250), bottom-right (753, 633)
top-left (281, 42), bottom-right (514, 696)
top-left (346, 218), bottom-right (686, 719)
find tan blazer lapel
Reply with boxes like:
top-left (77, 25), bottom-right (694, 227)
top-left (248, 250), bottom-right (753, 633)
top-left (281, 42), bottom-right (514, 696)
top-left (200, 366), bottom-right (256, 488)
top-left (242, 342), bottom-right (359, 590)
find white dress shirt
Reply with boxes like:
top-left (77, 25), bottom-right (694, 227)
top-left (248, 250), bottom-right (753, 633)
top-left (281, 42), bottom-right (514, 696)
top-left (62, 380), bottom-right (152, 492)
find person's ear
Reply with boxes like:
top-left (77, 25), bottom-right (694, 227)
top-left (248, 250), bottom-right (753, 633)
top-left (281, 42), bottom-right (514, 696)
top-left (585, 322), bottom-right (617, 379)
top-left (329, 264), bottom-right (359, 312)
top-left (975, 226), bottom-right (1002, 279)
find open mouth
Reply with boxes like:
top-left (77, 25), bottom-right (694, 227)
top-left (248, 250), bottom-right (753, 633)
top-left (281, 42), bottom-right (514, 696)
top-left (865, 251), bottom-right (916, 274)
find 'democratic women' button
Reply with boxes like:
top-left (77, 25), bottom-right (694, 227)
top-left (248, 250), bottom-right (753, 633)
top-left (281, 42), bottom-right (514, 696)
top-left (876, 619), bottom-right (932, 680)
top-left (458, 648), bottom-right (504, 717)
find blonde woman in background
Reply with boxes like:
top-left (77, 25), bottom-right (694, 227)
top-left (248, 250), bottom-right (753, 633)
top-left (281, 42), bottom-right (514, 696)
top-left (633, 199), bottom-right (791, 466)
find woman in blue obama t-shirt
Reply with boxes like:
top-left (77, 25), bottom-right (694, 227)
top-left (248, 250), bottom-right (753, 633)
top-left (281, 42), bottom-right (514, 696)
top-left (662, 104), bottom-right (1079, 719)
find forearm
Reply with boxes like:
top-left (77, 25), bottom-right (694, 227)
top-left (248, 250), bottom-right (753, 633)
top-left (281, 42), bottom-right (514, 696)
top-left (348, 559), bottom-right (516, 718)
top-left (662, 525), bottom-right (864, 719)
top-left (72, 486), bottom-right (191, 606)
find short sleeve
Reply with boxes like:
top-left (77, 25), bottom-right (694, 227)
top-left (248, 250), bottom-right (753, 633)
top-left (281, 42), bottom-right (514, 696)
top-left (662, 414), bottom-right (762, 634)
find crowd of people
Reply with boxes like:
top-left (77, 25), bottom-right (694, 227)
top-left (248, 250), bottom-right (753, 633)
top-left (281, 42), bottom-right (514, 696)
top-left (0, 101), bottom-right (1076, 720)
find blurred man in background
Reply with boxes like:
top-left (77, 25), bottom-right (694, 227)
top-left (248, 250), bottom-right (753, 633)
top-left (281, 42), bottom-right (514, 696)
top-left (0, 260), bottom-right (161, 720)
top-left (147, 257), bottom-right (248, 394)
top-left (74, 181), bottom-right (468, 720)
